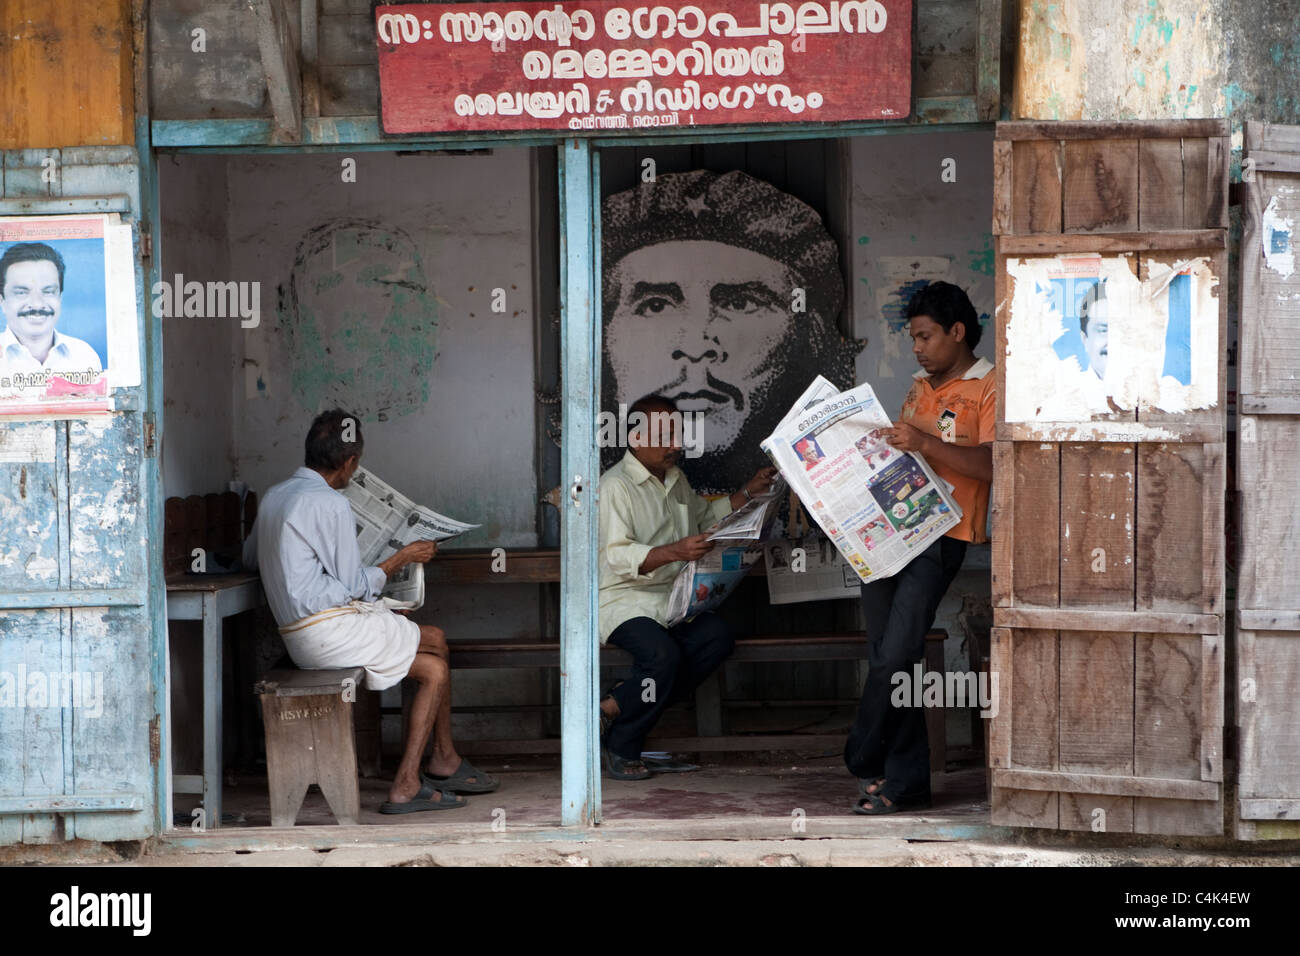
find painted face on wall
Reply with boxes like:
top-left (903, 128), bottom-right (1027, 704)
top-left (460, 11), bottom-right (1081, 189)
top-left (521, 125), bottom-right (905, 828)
top-left (284, 222), bottom-right (438, 421)
top-left (1, 259), bottom-right (63, 355)
top-left (605, 239), bottom-right (796, 456)
top-left (600, 169), bottom-right (858, 495)
top-left (1081, 295), bottom-right (1110, 379)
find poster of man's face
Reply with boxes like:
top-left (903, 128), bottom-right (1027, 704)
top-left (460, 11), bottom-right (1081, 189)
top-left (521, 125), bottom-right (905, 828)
top-left (601, 170), bottom-right (860, 494)
top-left (0, 215), bottom-right (123, 413)
top-left (0, 240), bottom-right (108, 370)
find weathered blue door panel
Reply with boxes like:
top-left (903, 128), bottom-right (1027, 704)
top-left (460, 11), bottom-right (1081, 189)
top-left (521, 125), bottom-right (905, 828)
top-left (0, 610), bottom-right (66, 844)
top-left (0, 423), bottom-right (60, 590)
top-left (0, 146), bottom-right (158, 844)
top-left (69, 416), bottom-right (145, 588)
top-left (69, 605), bottom-right (153, 840)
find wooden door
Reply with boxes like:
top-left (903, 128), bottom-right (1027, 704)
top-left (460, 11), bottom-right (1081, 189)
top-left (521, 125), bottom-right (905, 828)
top-left (1236, 121), bottom-right (1300, 839)
top-left (989, 120), bottom-right (1228, 835)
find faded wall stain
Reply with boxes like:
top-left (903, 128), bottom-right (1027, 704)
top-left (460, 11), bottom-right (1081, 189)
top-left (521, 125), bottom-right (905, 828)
top-left (279, 219), bottom-right (439, 423)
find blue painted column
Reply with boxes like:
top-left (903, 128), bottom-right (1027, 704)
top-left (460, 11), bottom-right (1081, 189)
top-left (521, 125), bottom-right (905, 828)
top-left (558, 139), bottom-right (602, 826)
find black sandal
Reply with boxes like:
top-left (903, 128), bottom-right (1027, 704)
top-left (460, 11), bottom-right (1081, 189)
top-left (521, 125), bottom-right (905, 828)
top-left (852, 792), bottom-right (932, 815)
top-left (602, 746), bottom-right (651, 781)
top-left (858, 776), bottom-right (886, 797)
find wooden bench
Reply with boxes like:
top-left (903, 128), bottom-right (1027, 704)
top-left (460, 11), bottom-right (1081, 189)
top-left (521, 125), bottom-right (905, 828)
top-left (254, 666), bottom-right (367, 827)
top-left (422, 548), bottom-right (954, 765)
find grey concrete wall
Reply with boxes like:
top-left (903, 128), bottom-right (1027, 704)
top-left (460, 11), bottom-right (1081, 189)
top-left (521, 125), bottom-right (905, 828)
top-left (850, 128), bottom-right (996, 415)
top-left (160, 148), bottom-right (550, 753)
top-left (225, 149), bottom-right (539, 553)
top-left (159, 153), bottom-right (236, 499)
top-left (849, 128), bottom-right (997, 745)
top-left (159, 154), bottom-right (238, 777)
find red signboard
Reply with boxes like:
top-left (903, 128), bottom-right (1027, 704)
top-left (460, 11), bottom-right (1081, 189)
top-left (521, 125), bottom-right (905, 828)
top-left (376, 1), bottom-right (912, 134)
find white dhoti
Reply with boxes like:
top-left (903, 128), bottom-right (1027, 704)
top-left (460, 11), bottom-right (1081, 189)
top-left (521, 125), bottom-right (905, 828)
top-left (278, 600), bottom-right (420, 691)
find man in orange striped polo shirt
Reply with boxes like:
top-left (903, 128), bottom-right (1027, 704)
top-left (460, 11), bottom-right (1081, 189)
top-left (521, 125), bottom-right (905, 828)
top-left (850, 281), bottom-right (994, 814)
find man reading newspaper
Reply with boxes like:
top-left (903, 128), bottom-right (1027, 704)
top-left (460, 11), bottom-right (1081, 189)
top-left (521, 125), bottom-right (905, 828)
top-left (848, 282), bottom-right (993, 815)
top-left (243, 409), bottom-right (497, 814)
top-left (598, 394), bottom-right (777, 780)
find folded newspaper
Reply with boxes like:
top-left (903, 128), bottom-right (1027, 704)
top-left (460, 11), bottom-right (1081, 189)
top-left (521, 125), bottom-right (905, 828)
top-left (760, 376), bottom-right (961, 582)
top-left (342, 467), bottom-right (479, 610)
top-left (665, 476), bottom-right (787, 627)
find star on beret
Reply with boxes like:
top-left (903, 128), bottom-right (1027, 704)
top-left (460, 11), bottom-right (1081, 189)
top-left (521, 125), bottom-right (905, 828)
top-left (684, 192), bottom-right (710, 218)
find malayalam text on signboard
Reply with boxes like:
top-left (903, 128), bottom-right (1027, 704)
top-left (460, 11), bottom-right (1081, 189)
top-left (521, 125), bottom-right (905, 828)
top-left (376, 1), bottom-right (912, 133)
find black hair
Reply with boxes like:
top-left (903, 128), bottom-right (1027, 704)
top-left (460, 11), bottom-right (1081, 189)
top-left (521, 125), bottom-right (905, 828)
top-left (905, 281), bottom-right (981, 349)
top-left (628, 393), bottom-right (678, 417)
top-left (1078, 280), bottom-right (1106, 334)
top-left (0, 242), bottom-right (66, 293)
top-left (305, 409), bottom-right (364, 471)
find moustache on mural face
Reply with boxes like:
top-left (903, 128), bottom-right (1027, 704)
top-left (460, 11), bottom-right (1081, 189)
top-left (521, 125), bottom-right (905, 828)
top-left (670, 372), bottom-right (745, 411)
top-left (18, 309), bottom-right (56, 319)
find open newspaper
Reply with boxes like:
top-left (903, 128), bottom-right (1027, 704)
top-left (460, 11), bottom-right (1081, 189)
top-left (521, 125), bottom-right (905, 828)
top-left (341, 467), bottom-right (479, 610)
top-left (760, 376), bottom-right (961, 582)
top-left (665, 476), bottom-right (787, 627)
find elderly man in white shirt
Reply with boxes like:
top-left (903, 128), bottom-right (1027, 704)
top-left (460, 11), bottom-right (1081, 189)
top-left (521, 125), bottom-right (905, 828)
top-left (244, 409), bottom-right (497, 813)
top-left (597, 394), bottom-right (777, 780)
top-left (0, 242), bottom-right (103, 384)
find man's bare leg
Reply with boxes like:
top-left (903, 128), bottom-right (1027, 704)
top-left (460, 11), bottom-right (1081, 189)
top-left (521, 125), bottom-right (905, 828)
top-left (416, 625), bottom-right (494, 786)
top-left (415, 625), bottom-right (462, 777)
top-left (388, 649), bottom-right (450, 804)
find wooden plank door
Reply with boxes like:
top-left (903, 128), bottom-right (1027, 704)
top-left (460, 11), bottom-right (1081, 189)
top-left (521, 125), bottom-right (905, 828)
top-left (1236, 121), bottom-right (1300, 840)
top-left (989, 120), bottom-right (1228, 836)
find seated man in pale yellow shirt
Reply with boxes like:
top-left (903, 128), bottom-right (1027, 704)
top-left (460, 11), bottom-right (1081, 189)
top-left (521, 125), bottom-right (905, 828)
top-left (598, 394), bottom-right (776, 780)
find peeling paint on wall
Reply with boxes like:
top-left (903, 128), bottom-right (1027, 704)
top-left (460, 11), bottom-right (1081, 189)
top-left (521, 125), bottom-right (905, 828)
top-left (1261, 191), bottom-right (1296, 279)
top-left (1014, 0), bottom-right (1228, 121)
top-left (0, 426), bottom-right (54, 462)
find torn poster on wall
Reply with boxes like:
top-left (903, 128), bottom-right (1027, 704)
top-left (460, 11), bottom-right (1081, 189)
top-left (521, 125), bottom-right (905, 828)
top-left (0, 214), bottom-right (140, 418)
top-left (1003, 254), bottom-right (1218, 421)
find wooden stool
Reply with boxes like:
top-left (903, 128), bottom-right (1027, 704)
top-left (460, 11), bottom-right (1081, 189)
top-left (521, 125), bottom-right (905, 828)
top-left (254, 667), bottom-right (366, 827)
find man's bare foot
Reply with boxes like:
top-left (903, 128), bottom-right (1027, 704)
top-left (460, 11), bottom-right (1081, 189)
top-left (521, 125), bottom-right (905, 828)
top-left (424, 756), bottom-right (463, 778)
top-left (860, 777), bottom-right (886, 796)
top-left (388, 777), bottom-right (449, 804)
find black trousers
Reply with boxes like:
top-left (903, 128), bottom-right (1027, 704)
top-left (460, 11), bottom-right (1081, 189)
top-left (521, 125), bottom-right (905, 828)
top-left (844, 536), bottom-right (967, 803)
top-left (605, 613), bottom-right (735, 760)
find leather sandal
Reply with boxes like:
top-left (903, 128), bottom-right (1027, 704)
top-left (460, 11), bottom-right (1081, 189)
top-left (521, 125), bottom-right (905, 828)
top-left (421, 758), bottom-right (500, 794)
top-left (858, 776), bottom-right (887, 797)
top-left (379, 779), bottom-right (467, 814)
top-left (602, 746), bottom-right (651, 780)
top-left (852, 792), bottom-right (932, 815)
